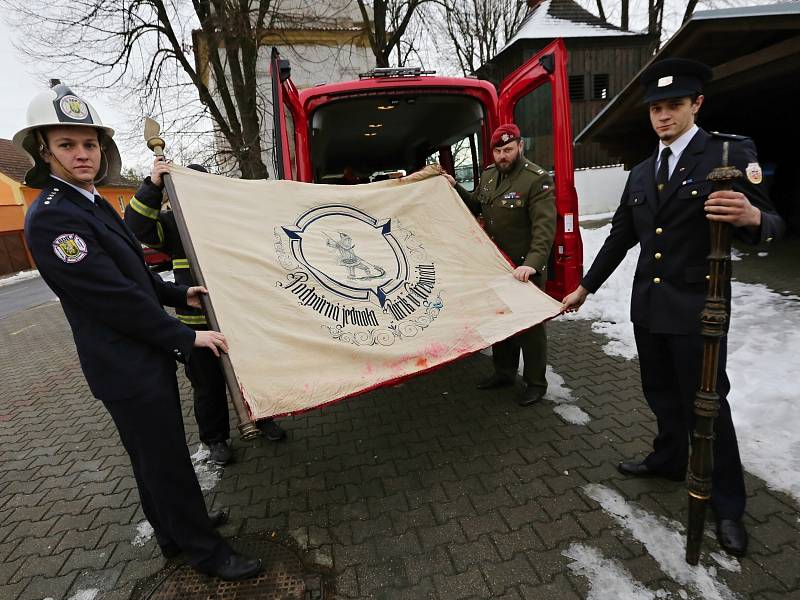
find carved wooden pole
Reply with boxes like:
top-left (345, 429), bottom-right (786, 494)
top-left (143, 118), bottom-right (260, 440)
top-left (685, 141), bottom-right (741, 564)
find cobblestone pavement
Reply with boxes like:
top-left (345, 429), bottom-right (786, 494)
top-left (2, 265), bottom-right (799, 599)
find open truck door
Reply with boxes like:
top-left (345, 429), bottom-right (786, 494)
top-left (496, 38), bottom-right (582, 300)
top-left (270, 48), bottom-right (308, 181)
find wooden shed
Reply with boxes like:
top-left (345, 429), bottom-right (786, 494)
top-left (477, 0), bottom-right (657, 169)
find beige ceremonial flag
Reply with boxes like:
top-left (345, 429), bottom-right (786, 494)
top-left (168, 165), bottom-right (562, 419)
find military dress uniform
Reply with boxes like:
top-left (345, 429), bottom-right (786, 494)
top-left (456, 154), bottom-right (556, 396)
top-left (582, 128), bottom-right (784, 522)
top-left (25, 179), bottom-right (234, 571)
top-left (125, 176), bottom-right (230, 448)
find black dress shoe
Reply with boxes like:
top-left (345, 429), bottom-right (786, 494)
top-left (617, 461), bottom-right (684, 482)
top-left (160, 542), bottom-right (182, 560)
top-left (716, 519), bottom-right (748, 557)
top-left (160, 511), bottom-right (228, 559)
top-left (258, 418), bottom-right (287, 441)
top-left (207, 441), bottom-right (233, 465)
top-left (208, 509), bottom-right (228, 528)
top-left (201, 553), bottom-right (263, 581)
top-left (476, 374), bottom-right (514, 390)
top-left (518, 385), bottom-right (544, 407)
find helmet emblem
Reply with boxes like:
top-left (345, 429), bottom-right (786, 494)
top-left (59, 95), bottom-right (89, 120)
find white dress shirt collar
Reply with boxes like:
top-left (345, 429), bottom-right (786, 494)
top-left (658, 124), bottom-right (699, 163)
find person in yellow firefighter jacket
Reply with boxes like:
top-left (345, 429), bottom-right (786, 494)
top-left (125, 158), bottom-right (286, 464)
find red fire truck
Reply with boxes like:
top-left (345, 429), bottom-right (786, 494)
top-left (270, 39), bottom-right (582, 300)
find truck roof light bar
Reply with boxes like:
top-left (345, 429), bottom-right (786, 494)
top-left (359, 67), bottom-right (436, 79)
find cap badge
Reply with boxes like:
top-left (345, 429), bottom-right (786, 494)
top-left (59, 95), bottom-right (89, 121)
top-left (657, 76), bottom-right (674, 88)
top-left (501, 133), bottom-right (512, 143)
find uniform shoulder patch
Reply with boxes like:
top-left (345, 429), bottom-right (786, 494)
top-left (710, 131), bottom-right (749, 141)
top-left (52, 233), bottom-right (88, 263)
top-left (746, 162), bottom-right (763, 184)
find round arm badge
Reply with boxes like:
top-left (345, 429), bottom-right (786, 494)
top-left (746, 162), bottom-right (763, 185)
top-left (52, 233), bottom-right (88, 263)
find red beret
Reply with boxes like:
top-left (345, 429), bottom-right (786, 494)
top-left (490, 124), bottom-right (521, 148)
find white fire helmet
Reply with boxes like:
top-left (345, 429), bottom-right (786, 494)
top-left (12, 82), bottom-right (122, 188)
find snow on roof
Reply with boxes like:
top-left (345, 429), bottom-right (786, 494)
top-left (501, 0), bottom-right (641, 54)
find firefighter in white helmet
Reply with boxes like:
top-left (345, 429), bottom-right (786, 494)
top-left (19, 82), bottom-right (262, 580)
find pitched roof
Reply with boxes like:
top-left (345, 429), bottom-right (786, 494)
top-left (0, 138), bottom-right (33, 182)
top-left (502, 0), bottom-right (640, 52)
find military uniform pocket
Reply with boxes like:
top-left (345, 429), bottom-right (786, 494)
top-left (677, 181), bottom-right (712, 200)
top-left (627, 191), bottom-right (646, 206)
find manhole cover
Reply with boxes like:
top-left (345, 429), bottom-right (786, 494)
top-left (133, 532), bottom-right (326, 599)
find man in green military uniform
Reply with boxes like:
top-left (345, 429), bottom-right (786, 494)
top-left (445, 123), bottom-right (556, 405)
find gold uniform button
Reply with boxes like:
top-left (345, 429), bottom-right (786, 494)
top-left (766, 237), bottom-right (773, 243)
top-left (653, 277), bottom-right (661, 284)
top-left (654, 252), bottom-right (662, 260)
top-left (691, 190), bottom-right (698, 196)
top-left (705, 275), bottom-right (711, 280)
top-left (655, 227), bottom-right (663, 235)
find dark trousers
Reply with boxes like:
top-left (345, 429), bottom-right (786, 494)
top-left (633, 325), bottom-right (746, 520)
top-left (493, 322), bottom-right (547, 392)
top-left (185, 346), bottom-right (230, 444)
top-left (102, 374), bottom-right (231, 569)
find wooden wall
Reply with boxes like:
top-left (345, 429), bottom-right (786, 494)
top-left (480, 35), bottom-right (658, 169)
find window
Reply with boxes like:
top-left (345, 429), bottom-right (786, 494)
top-left (452, 133), bottom-right (481, 192)
top-left (569, 75), bottom-right (585, 102)
top-left (592, 74), bottom-right (610, 100)
top-left (513, 82), bottom-right (555, 173)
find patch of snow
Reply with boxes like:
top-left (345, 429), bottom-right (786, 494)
top-left (583, 484), bottom-right (738, 600)
top-left (756, 252), bottom-right (768, 257)
top-left (159, 270), bottom-right (175, 282)
top-left (502, 0), bottom-right (639, 53)
top-left (545, 366), bottom-right (591, 425)
top-left (581, 211), bottom-right (617, 223)
top-left (562, 224), bottom-right (638, 359)
top-left (727, 283), bottom-right (800, 503)
top-left (572, 223), bottom-right (800, 505)
top-left (563, 543), bottom-right (656, 599)
top-left (67, 590), bottom-right (100, 600)
top-left (190, 444), bottom-right (223, 491)
top-left (517, 360), bottom-right (592, 425)
top-left (0, 269), bottom-right (40, 287)
top-left (729, 248), bottom-right (746, 262)
top-left (132, 520), bottom-right (154, 547)
top-left (709, 552), bottom-right (740, 575)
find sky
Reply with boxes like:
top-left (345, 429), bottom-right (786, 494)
top-left (0, 18), bottom-right (149, 173)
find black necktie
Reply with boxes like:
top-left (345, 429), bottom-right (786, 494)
top-left (656, 147), bottom-right (672, 203)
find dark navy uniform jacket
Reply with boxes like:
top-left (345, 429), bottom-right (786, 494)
top-left (24, 178), bottom-right (196, 400)
top-left (582, 129), bottom-right (785, 335)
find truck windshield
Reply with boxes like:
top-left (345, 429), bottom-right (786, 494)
top-left (309, 93), bottom-right (485, 184)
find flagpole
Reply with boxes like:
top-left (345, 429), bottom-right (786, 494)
top-left (685, 141), bottom-right (740, 564)
top-left (144, 118), bottom-right (260, 441)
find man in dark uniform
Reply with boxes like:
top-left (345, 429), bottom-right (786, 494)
top-left (125, 158), bottom-right (286, 465)
top-left (445, 124), bottom-right (556, 406)
top-left (562, 59), bottom-right (785, 557)
top-left (18, 83), bottom-right (261, 580)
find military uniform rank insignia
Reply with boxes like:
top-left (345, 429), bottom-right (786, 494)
top-left (746, 162), bottom-right (763, 184)
top-left (53, 233), bottom-right (88, 263)
top-left (503, 192), bottom-right (520, 200)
